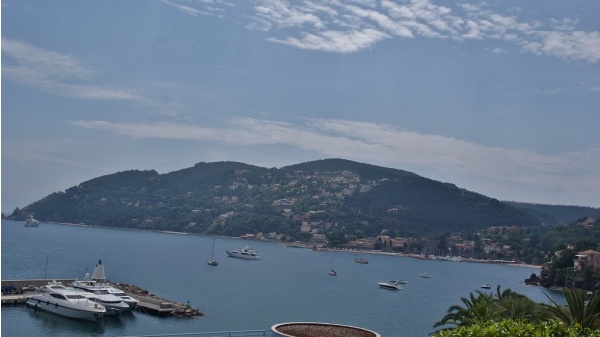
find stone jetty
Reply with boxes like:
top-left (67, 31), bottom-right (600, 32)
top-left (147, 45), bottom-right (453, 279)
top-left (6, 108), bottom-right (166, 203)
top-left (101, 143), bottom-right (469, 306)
top-left (110, 282), bottom-right (204, 317)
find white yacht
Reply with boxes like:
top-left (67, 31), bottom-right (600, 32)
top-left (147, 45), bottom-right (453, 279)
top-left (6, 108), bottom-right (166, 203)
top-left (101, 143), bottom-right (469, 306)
top-left (226, 246), bottom-right (260, 260)
top-left (27, 282), bottom-right (106, 321)
top-left (24, 216), bottom-right (40, 227)
top-left (71, 281), bottom-right (130, 315)
top-left (71, 279), bottom-right (139, 310)
top-left (420, 272), bottom-right (432, 278)
top-left (378, 280), bottom-right (402, 290)
top-left (71, 260), bottom-right (139, 309)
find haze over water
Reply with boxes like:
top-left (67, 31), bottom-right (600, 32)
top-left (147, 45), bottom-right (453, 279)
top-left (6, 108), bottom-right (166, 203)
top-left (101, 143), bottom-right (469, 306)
top-left (1, 221), bottom-right (563, 336)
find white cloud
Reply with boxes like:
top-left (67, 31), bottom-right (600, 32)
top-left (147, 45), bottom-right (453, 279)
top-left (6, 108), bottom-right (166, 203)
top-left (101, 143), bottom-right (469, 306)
top-left (268, 28), bottom-right (390, 53)
top-left (523, 30), bottom-right (600, 63)
top-left (162, 0), bottom-right (600, 62)
top-left (1, 39), bottom-right (140, 100)
top-left (160, 0), bottom-right (204, 16)
top-left (71, 117), bottom-right (600, 196)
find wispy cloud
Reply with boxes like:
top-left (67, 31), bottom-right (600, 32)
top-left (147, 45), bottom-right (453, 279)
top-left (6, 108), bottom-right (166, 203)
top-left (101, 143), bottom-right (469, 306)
top-left (72, 117), bottom-right (600, 193)
top-left (162, 0), bottom-right (600, 62)
top-left (1, 138), bottom-right (96, 169)
top-left (1, 39), bottom-right (140, 100)
top-left (160, 0), bottom-right (204, 17)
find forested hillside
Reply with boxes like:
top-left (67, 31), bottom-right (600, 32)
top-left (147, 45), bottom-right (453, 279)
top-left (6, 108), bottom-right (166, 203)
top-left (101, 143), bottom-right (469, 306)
top-left (7, 159), bottom-right (597, 240)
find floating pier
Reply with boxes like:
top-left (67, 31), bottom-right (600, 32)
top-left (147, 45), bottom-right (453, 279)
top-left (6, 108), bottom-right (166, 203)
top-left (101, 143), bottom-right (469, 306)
top-left (1, 279), bottom-right (203, 317)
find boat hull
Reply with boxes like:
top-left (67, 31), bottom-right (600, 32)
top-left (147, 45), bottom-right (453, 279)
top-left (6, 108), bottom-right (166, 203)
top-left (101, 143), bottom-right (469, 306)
top-left (378, 283), bottom-right (400, 290)
top-left (71, 281), bottom-right (138, 310)
top-left (27, 295), bottom-right (105, 322)
top-left (226, 251), bottom-right (260, 259)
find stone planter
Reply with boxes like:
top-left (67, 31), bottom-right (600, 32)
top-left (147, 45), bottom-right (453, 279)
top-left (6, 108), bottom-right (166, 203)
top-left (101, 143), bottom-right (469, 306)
top-left (271, 322), bottom-right (380, 337)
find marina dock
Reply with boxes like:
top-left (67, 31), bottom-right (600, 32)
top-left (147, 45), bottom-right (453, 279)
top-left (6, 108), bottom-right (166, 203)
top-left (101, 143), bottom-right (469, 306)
top-left (1, 279), bottom-right (202, 317)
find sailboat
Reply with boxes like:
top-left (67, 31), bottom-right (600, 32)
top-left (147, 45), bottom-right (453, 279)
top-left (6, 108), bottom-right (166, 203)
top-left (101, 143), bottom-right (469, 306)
top-left (355, 251), bottom-right (369, 264)
top-left (91, 260), bottom-right (106, 281)
top-left (207, 236), bottom-right (218, 266)
top-left (328, 257), bottom-right (337, 276)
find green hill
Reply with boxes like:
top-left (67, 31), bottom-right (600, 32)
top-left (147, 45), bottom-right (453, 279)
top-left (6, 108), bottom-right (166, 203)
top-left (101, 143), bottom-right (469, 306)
top-left (7, 159), bottom-right (596, 239)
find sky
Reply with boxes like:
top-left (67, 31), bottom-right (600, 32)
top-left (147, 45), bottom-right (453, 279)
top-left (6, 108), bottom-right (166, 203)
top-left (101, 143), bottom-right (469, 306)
top-left (1, 0), bottom-right (599, 214)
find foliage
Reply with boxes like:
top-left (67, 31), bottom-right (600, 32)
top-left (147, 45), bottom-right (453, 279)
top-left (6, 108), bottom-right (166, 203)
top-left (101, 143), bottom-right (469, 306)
top-left (433, 286), bottom-right (540, 331)
top-left (9, 159), bottom-right (600, 247)
top-left (431, 319), bottom-right (600, 337)
top-left (507, 202), bottom-right (600, 226)
top-left (434, 287), bottom-right (600, 336)
top-left (7, 159), bottom-right (598, 245)
top-left (540, 288), bottom-right (600, 329)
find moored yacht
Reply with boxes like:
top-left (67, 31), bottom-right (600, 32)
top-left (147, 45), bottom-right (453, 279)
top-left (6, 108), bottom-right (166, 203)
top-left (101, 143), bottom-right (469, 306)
top-left (71, 280), bottom-right (130, 315)
top-left (27, 282), bottom-right (106, 321)
top-left (226, 246), bottom-right (260, 260)
top-left (72, 279), bottom-right (138, 310)
top-left (71, 260), bottom-right (139, 309)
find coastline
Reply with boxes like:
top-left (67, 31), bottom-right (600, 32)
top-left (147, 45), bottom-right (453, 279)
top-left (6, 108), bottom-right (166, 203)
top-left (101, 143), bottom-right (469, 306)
top-left (32, 221), bottom-right (544, 269)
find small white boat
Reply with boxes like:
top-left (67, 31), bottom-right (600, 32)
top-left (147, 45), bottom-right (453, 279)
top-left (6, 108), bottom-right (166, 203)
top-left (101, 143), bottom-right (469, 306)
top-left (396, 279), bottom-right (408, 284)
top-left (378, 280), bottom-right (402, 290)
top-left (27, 282), bottom-right (106, 321)
top-left (481, 284), bottom-right (491, 289)
top-left (420, 273), bottom-right (432, 278)
top-left (24, 216), bottom-right (40, 227)
top-left (226, 246), bottom-right (260, 260)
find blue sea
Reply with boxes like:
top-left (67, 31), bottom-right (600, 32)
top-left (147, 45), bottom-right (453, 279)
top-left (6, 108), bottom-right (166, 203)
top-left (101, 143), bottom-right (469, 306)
top-left (1, 220), bottom-right (564, 336)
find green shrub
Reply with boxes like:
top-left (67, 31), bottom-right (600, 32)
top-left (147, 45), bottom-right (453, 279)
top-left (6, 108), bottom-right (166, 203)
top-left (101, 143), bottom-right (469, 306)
top-left (431, 319), bottom-right (600, 337)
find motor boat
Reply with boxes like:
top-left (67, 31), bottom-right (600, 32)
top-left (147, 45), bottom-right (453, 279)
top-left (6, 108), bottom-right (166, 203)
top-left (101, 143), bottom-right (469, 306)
top-left (420, 273), bottom-right (432, 278)
top-left (328, 270), bottom-right (338, 276)
top-left (481, 284), bottom-right (491, 289)
top-left (24, 216), bottom-right (40, 227)
top-left (71, 279), bottom-right (139, 310)
top-left (71, 261), bottom-right (139, 310)
top-left (71, 281), bottom-right (130, 315)
top-left (378, 280), bottom-right (402, 290)
top-left (27, 282), bottom-right (106, 321)
top-left (396, 279), bottom-right (408, 284)
top-left (226, 246), bottom-right (260, 260)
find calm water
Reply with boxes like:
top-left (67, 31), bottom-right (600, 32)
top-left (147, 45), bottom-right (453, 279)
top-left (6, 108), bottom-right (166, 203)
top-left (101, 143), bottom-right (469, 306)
top-left (1, 220), bottom-right (563, 336)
